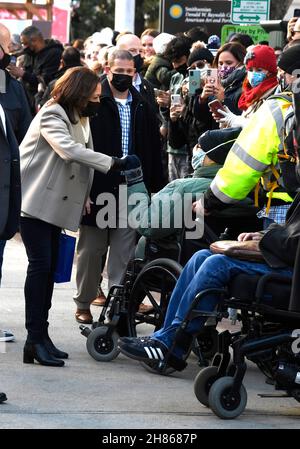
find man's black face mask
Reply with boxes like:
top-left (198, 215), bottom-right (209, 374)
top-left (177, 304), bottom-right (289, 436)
top-left (0, 46), bottom-right (10, 70)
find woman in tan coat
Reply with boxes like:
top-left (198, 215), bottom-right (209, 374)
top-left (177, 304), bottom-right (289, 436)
top-left (20, 67), bottom-right (117, 367)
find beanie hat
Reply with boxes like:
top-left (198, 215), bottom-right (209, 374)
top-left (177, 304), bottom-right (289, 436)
top-left (278, 44), bottom-right (300, 74)
top-left (244, 45), bottom-right (277, 74)
top-left (153, 33), bottom-right (175, 55)
top-left (198, 127), bottom-right (242, 165)
top-left (188, 47), bottom-right (214, 66)
top-left (207, 35), bottom-right (221, 49)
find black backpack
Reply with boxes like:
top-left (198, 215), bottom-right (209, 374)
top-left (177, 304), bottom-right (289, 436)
top-left (276, 91), bottom-right (300, 198)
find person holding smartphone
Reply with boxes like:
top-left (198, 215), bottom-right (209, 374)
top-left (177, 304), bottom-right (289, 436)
top-left (214, 45), bottom-right (279, 129)
top-left (289, 17), bottom-right (300, 42)
top-left (196, 42), bottom-right (246, 118)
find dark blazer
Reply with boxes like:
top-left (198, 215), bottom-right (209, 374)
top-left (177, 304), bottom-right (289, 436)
top-left (81, 77), bottom-right (164, 227)
top-left (0, 70), bottom-right (32, 144)
top-left (0, 111), bottom-right (21, 240)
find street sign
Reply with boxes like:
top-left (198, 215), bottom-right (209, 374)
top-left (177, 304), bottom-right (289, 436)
top-left (231, 0), bottom-right (270, 25)
top-left (221, 24), bottom-right (269, 44)
top-left (160, 0), bottom-right (231, 36)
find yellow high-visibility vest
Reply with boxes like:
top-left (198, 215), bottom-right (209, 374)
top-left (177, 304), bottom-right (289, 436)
top-left (210, 94), bottom-right (294, 208)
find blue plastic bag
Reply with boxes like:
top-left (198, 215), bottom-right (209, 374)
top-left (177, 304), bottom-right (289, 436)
top-left (54, 232), bottom-right (76, 283)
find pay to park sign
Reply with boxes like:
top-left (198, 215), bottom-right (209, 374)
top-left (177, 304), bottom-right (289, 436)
top-left (231, 0), bottom-right (270, 25)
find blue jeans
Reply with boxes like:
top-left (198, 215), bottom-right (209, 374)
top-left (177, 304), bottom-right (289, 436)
top-left (152, 249), bottom-right (293, 358)
top-left (0, 240), bottom-right (6, 285)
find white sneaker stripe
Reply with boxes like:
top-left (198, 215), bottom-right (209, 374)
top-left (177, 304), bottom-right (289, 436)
top-left (156, 347), bottom-right (165, 361)
top-left (144, 347), bottom-right (153, 359)
top-left (150, 347), bottom-right (159, 360)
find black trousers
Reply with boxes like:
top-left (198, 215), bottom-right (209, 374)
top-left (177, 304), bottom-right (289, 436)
top-left (20, 217), bottom-right (61, 344)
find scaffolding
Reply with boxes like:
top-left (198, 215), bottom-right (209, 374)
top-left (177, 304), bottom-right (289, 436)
top-left (0, 1), bottom-right (53, 21)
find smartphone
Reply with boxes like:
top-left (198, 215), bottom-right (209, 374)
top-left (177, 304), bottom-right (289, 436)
top-left (154, 88), bottom-right (165, 97)
top-left (10, 55), bottom-right (17, 65)
top-left (294, 9), bottom-right (300, 17)
top-left (189, 69), bottom-right (201, 95)
top-left (206, 68), bottom-right (218, 87)
top-left (208, 99), bottom-right (226, 119)
top-left (170, 94), bottom-right (182, 106)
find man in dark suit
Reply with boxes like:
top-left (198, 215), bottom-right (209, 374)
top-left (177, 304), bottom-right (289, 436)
top-left (0, 102), bottom-right (21, 403)
top-left (74, 49), bottom-right (163, 323)
top-left (0, 24), bottom-right (30, 346)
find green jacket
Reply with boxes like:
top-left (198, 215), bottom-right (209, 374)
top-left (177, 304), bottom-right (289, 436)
top-left (144, 54), bottom-right (176, 90)
top-left (128, 164), bottom-right (258, 240)
top-left (127, 166), bottom-right (218, 239)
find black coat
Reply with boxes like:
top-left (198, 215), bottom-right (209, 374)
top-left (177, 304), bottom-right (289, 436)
top-left (22, 39), bottom-right (63, 112)
top-left (0, 70), bottom-right (32, 144)
top-left (260, 193), bottom-right (300, 269)
top-left (0, 111), bottom-right (21, 240)
top-left (222, 67), bottom-right (246, 115)
top-left (81, 78), bottom-right (164, 227)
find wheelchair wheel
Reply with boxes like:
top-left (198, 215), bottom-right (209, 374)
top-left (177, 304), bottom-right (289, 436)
top-left (208, 376), bottom-right (247, 419)
top-left (194, 366), bottom-right (219, 407)
top-left (86, 326), bottom-right (120, 362)
top-left (127, 258), bottom-right (182, 337)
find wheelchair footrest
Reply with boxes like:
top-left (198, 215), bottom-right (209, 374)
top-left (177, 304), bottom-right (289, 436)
top-left (257, 393), bottom-right (291, 398)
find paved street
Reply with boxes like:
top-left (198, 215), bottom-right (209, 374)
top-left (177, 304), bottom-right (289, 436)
top-left (0, 235), bottom-right (299, 429)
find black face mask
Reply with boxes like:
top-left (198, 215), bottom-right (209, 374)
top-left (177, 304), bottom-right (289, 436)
top-left (111, 73), bottom-right (133, 92)
top-left (133, 54), bottom-right (143, 73)
top-left (81, 101), bottom-right (99, 117)
top-left (0, 51), bottom-right (10, 70)
top-left (23, 46), bottom-right (34, 56)
top-left (176, 63), bottom-right (188, 75)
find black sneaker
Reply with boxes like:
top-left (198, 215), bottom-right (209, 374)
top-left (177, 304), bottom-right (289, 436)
top-left (119, 337), bottom-right (168, 363)
top-left (0, 392), bottom-right (7, 403)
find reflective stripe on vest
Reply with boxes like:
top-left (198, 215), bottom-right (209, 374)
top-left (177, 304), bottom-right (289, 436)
top-left (231, 143), bottom-right (269, 172)
top-left (213, 98), bottom-right (292, 204)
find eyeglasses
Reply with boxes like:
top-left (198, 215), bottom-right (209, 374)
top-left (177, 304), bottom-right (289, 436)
top-left (193, 61), bottom-right (207, 69)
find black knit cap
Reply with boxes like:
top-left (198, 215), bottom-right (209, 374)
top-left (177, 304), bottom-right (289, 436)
top-left (188, 47), bottom-right (214, 67)
top-left (278, 44), bottom-right (300, 74)
top-left (198, 128), bottom-right (242, 165)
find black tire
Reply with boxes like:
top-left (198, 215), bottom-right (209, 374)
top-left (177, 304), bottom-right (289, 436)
top-left (193, 327), bottom-right (219, 360)
top-left (127, 258), bottom-right (182, 337)
top-left (194, 366), bottom-right (219, 407)
top-left (86, 326), bottom-right (120, 362)
top-left (208, 376), bottom-right (247, 419)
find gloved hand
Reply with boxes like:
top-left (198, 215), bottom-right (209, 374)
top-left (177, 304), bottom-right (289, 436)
top-left (217, 106), bottom-right (246, 128)
top-left (111, 155), bottom-right (143, 186)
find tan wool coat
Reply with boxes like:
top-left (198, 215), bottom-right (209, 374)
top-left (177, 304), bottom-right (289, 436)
top-left (20, 102), bottom-right (112, 231)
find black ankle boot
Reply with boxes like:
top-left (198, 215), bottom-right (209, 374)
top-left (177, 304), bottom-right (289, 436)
top-left (43, 337), bottom-right (69, 359)
top-left (23, 343), bottom-right (65, 367)
top-left (0, 392), bottom-right (7, 403)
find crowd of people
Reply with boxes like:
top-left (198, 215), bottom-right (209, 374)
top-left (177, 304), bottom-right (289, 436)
top-left (1, 17), bottom-right (300, 402)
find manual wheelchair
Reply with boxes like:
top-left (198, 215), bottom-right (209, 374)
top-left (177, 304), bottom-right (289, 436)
top-left (79, 209), bottom-right (262, 369)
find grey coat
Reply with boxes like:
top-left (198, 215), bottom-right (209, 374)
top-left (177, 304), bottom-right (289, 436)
top-left (20, 102), bottom-right (112, 231)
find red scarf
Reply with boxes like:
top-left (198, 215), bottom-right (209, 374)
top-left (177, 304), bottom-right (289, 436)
top-left (238, 74), bottom-right (278, 111)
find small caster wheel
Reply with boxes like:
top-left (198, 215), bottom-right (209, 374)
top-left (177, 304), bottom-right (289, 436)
top-left (86, 326), bottom-right (120, 362)
top-left (208, 376), bottom-right (247, 419)
top-left (194, 366), bottom-right (219, 407)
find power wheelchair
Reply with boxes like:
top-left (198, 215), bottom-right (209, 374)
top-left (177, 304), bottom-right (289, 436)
top-left (79, 210), bottom-right (262, 369)
top-left (150, 242), bottom-right (300, 419)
